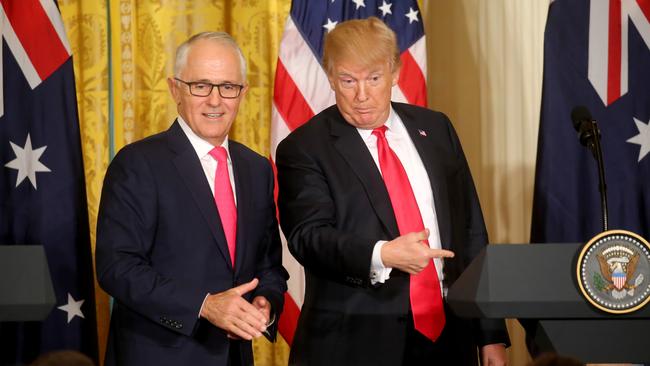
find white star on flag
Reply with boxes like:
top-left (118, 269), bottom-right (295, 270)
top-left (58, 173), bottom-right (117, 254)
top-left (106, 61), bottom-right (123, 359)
top-left (323, 18), bottom-right (338, 33)
top-left (379, 1), bottom-right (393, 16)
top-left (57, 293), bottom-right (85, 323)
top-left (352, 0), bottom-right (365, 10)
top-left (405, 7), bottom-right (419, 24)
top-left (4, 134), bottom-right (51, 189)
top-left (627, 117), bottom-right (650, 162)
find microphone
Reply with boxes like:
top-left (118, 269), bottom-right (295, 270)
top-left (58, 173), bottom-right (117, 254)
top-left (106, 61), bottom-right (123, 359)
top-left (569, 106), bottom-right (608, 232)
top-left (570, 106), bottom-right (598, 152)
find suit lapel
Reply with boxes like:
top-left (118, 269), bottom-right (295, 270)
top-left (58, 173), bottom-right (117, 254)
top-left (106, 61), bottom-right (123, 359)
top-left (167, 121), bottom-right (234, 269)
top-left (328, 110), bottom-right (400, 239)
top-left (394, 106), bottom-right (453, 249)
top-left (229, 143), bottom-right (250, 276)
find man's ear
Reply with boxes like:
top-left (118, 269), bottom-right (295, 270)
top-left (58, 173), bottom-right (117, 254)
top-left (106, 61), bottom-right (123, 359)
top-left (240, 83), bottom-right (250, 98)
top-left (167, 77), bottom-right (180, 104)
top-left (391, 66), bottom-right (401, 86)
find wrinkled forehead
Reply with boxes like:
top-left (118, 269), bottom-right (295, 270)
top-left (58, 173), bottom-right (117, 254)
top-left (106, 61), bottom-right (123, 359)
top-left (179, 38), bottom-right (246, 82)
top-left (181, 42), bottom-right (243, 80)
top-left (330, 58), bottom-right (393, 77)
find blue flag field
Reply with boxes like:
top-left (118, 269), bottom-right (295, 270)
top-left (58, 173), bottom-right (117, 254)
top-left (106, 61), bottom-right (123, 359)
top-left (532, 0), bottom-right (650, 244)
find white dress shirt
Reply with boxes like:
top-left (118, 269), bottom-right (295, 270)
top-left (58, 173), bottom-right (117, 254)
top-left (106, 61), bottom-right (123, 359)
top-left (177, 116), bottom-right (237, 204)
top-left (356, 108), bottom-right (445, 290)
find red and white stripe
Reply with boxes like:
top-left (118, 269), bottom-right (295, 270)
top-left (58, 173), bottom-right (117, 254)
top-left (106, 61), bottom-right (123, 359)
top-left (270, 16), bottom-right (427, 346)
top-left (588, 0), bottom-right (650, 106)
top-left (0, 0), bottom-right (70, 117)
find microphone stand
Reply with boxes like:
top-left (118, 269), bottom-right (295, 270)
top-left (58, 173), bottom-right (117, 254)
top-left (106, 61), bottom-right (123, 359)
top-left (589, 120), bottom-right (608, 232)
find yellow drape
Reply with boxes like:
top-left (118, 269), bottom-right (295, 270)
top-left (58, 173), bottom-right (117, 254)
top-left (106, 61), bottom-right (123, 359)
top-left (59, 1), bottom-right (290, 364)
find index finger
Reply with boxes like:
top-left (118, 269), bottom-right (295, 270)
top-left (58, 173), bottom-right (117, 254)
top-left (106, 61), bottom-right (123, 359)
top-left (237, 299), bottom-right (269, 327)
top-left (428, 248), bottom-right (455, 259)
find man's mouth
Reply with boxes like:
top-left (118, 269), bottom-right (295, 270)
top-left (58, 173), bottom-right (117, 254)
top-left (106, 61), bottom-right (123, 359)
top-left (204, 112), bottom-right (224, 118)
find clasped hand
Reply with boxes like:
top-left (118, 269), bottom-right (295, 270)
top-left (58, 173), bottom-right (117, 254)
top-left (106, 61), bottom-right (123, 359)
top-left (199, 278), bottom-right (271, 340)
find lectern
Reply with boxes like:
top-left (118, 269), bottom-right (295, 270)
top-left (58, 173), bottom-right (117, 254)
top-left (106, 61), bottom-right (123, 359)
top-left (0, 245), bottom-right (56, 321)
top-left (447, 243), bottom-right (650, 363)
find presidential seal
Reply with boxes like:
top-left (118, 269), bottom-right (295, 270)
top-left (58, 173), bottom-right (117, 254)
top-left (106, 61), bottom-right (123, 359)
top-left (576, 230), bottom-right (650, 314)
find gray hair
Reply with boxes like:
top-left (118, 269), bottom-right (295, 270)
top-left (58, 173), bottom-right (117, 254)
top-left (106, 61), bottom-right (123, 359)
top-left (173, 31), bottom-right (247, 81)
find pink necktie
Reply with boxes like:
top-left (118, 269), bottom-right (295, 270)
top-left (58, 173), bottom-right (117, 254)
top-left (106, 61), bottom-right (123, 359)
top-left (372, 126), bottom-right (445, 342)
top-left (209, 146), bottom-right (237, 266)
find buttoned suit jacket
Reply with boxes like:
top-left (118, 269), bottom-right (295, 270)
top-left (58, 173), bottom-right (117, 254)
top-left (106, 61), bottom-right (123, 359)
top-left (96, 121), bottom-right (288, 366)
top-left (276, 103), bottom-right (509, 366)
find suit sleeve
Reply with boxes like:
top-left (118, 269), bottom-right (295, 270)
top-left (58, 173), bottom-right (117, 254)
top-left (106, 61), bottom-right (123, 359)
top-left (251, 161), bottom-right (289, 340)
top-left (95, 146), bottom-right (205, 337)
top-left (276, 136), bottom-right (377, 286)
top-left (442, 114), bottom-right (511, 348)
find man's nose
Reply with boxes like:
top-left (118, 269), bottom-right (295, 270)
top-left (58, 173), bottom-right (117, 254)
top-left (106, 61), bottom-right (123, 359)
top-left (356, 82), bottom-right (369, 102)
top-left (206, 87), bottom-right (222, 106)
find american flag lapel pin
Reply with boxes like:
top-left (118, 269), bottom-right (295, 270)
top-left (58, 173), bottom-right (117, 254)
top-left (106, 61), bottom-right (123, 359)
top-left (418, 129), bottom-right (427, 137)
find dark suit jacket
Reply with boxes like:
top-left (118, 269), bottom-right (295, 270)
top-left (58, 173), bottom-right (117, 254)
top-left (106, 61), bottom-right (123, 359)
top-left (276, 103), bottom-right (509, 366)
top-left (96, 121), bottom-right (288, 366)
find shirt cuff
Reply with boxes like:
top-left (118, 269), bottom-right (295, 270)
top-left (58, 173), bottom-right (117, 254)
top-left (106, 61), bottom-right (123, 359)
top-left (370, 240), bottom-right (392, 284)
top-left (199, 293), bottom-right (209, 318)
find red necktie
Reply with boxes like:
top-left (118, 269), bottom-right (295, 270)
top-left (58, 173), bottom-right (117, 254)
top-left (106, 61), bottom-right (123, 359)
top-left (209, 146), bottom-right (237, 266)
top-left (372, 126), bottom-right (445, 342)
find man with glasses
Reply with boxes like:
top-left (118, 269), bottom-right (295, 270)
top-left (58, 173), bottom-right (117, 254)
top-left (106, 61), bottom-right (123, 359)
top-left (96, 32), bottom-right (288, 366)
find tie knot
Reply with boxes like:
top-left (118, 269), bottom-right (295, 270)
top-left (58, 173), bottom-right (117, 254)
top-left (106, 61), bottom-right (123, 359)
top-left (209, 146), bottom-right (228, 162)
top-left (372, 125), bottom-right (388, 139)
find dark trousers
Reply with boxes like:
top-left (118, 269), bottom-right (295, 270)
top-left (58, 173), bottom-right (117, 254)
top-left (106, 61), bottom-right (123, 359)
top-left (228, 340), bottom-right (242, 366)
top-left (403, 305), bottom-right (479, 366)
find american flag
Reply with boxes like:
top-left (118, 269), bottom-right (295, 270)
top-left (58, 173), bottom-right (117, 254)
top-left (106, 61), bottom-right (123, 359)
top-left (270, 0), bottom-right (427, 345)
top-left (532, 0), bottom-right (650, 243)
top-left (0, 0), bottom-right (97, 363)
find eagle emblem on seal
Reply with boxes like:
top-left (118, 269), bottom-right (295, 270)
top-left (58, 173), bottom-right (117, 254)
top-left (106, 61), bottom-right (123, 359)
top-left (595, 245), bottom-right (645, 299)
top-left (577, 230), bottom-right (650, 314)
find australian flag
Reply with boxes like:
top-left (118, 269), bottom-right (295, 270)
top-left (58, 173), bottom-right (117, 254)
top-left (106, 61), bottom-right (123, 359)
top-left (0, 1), bottom-right (97, 364)
top-left (531, 0), bottom-right (650, 244)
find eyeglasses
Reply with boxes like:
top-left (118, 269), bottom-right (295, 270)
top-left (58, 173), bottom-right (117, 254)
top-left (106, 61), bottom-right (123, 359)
top-left (174, 78), bottom-right (244, 98)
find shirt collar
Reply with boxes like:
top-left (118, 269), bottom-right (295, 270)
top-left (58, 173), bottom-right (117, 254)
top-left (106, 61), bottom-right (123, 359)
top-left (177, 116), bottom-right (231, 161)
top-left (356, 107), bottom-right (402, 141)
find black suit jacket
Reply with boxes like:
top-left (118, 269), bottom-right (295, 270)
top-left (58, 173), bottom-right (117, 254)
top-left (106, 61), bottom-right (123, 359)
top-left (96, 121), bottom-right (288, 366)
top-left (276, 103), bottom-right (509, 366)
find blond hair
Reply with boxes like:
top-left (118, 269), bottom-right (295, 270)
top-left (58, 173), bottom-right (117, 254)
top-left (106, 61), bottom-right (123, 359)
top-left (322, 17), bottom-right (401, 75)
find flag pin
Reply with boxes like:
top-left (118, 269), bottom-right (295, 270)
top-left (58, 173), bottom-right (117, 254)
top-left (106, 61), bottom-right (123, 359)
top-left (418, 129), bottom-right (427, 137)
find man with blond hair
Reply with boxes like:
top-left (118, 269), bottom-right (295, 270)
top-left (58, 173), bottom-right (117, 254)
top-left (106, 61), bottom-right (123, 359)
top-left (96, 32), bottom-right (288, 366)
top-left (277, 17), bottom-right (509, 365)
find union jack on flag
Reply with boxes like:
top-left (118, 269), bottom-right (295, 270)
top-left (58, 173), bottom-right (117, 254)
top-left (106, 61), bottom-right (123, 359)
top-left (270, 0), bottom-right (427, 345)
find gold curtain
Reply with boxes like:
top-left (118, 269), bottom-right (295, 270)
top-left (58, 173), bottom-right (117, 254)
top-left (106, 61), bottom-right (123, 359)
top-left (59, 1), bottom-right (290, 365)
